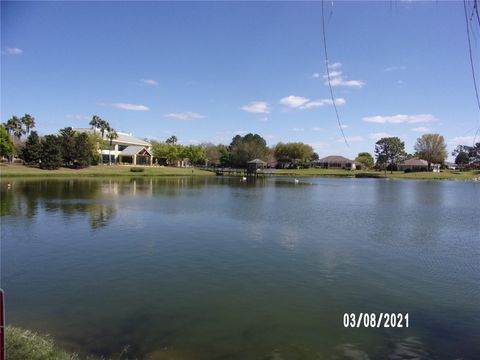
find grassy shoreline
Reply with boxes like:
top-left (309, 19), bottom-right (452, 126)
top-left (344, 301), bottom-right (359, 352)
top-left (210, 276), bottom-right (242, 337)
top-left (0, 164), bottom-right (214, 178)
top-left (1, 164), bottom-right (479, 181)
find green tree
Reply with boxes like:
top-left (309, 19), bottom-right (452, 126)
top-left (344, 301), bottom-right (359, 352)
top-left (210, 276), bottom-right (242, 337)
top-left (152, 142), bottom-right (182, 165)
top-left (182, 145), bottom-right (206, 165)
top-left (59, 127), bottom-right (77, 167)
top-left (0, 125), bottom-right (14, 159)
top-left (374, 137), bottom-right (406, 174)
top-left (21, 131), bottom-right (42, 165)
top-left (3, 116), bottom-right (21, 139)
top-left (470, 142), bottom-right (480, 166)
top-left (414, 133), bottom-right (448, 170)
top-left (40, 135), bottom-right (63, 170)
top-left (89, 115), bottom-right (102, 134)
top-left (355, 152), bottom-right (374, 169)
top-left (106, 130), bottom-right (118, 165)
top-left (21, 114), bottom-right (36, 135)
top-left (166, 135), bottom-right (178, 145)
top-left (230, 133), bottom-right (269, 167)
top-left (99, 120), bottom-right (110, 139)
top-left (74, 133), bottom-right (93, 168)
top-left (274, 142), bottom-right (314, 166)
top-left (87, 132), bottom-right (102, 165)
top-left (201, 143), bottom-right (221, 166)
top-left (218, 145), bottom-right (231, 167)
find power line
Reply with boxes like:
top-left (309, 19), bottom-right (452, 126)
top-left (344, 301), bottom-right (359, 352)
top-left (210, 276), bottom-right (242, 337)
top-left (321, 0), bottom-right (349, 147)
top-left (463, 0), bottom-right (480, 145)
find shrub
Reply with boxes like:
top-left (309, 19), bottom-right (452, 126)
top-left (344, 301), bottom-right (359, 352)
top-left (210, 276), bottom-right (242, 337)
top-left (130, 167), bottom-right (145, 173)
top-left (6, 326), bottom-right (79, 360)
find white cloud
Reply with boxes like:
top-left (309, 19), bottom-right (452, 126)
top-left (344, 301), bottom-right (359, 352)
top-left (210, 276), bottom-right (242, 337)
top-left (141, 79), bottom-right (158, 86)
top-left (241, 101), bottom-right (270, 114)
top-left (66, 114), bottom-right (91, 121)
top-left (384, 65), bottom-right (406, 72)
top-left (312, 127), bottom-right (322, 131)
top-left (4, 47), bottom-right (23, 55)
top-left (111, 103), bottom-right (149, 111)
top-left (259, 117), bottom-right (269, 122)
top-left (449, 136), bottom-right (477, 145)
top-left (328, 76), bottom-right (365, 88)
top-left (279, 95), bottom-right (310, 109)
top-left (279, 95), bottom-right (346, 110)
top-left (323, 63), bottom-right (364, 88)
top-left (369, 132), bottom-right (393, 141)
top-left (328, 62), bottom-right (342, 70)
top-left (337, 136), bottom-right (364, 142)
top-left (301, 98), bottom-right (346, 109)
top-left (308, 141), bottom-right (328, 152)
top-left (292, 127), bottom-right (305, 132)
top-left (397, 80), bottom-right (404, 85)
top-left (363, 114), bottom-right (437, 124)
top-left (164, 112), bottom-right (205, 120)
top-left (411, 126), bottom-right (430, 132)
top-left (312, 73), bottom-right (320, 78)
top-left (340, 124), bottom-right (349, 129)
top-left (327, 70), bottom-right (342, 78)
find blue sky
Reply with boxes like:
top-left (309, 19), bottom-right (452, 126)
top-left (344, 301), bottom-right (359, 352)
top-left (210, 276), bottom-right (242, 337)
top-left (1, 1), bottom-right (479, 159)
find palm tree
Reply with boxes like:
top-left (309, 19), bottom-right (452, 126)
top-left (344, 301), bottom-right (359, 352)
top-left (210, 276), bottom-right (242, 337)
top-left (11, 118), bottom-right (25, 141)
top-left (3, 116), bottom-right (20, 138)
top-left (106, 129), bottom-right (118, 165)
top-left (89, 115), bottom-right (102, 134)
top-left (166, 135), bottom-right (178, 145)
top-left (99, 120), bottom-right (110, 139)
top-left (21, 114), bottom-right (35, 135)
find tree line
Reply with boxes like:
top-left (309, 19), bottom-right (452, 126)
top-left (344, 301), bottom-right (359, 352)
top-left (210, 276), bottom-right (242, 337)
top-left (2, 113), bottom-right (479, 171)
top-left (1, 114), bottom-right (117, 169)
top-left (151, 133), bottom-right (319, 168)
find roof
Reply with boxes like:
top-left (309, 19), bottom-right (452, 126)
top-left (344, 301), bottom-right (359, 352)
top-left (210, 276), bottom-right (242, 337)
top-left (73, 128), bottom-right (151, 147)
top-left (119, 146), bottom-right (152, 156)
top-left (315, 155), bottom-right (353, 163)
top-left (400, 158), bottom-right (428, 166)
top-left (248, 158), bottom-right (266, 164)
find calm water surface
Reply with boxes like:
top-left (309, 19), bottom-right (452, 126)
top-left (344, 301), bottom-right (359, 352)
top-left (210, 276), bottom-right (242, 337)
top-left (1, 177), bottom-right (479, 359)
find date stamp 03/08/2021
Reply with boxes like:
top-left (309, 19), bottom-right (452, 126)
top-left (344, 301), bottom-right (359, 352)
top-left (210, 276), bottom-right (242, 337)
top-left (343, 313), bottom-right (409, 328)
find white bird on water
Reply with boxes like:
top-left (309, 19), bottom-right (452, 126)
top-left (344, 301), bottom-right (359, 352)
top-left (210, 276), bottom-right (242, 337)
top-left (242, 176), bottom-right (247, 181)
top-left (7, 183), bottom-right (11, 188)
top-left (294, 179), bottom-right (299, 184)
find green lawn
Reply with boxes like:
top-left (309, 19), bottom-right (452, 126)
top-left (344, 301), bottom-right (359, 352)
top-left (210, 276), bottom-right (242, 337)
top-left (274, 168), bottom-right (480, 180)
top-left (0, 164), bottom-right (214, 178)
top-left (1, 164), bottom-right (479, 181)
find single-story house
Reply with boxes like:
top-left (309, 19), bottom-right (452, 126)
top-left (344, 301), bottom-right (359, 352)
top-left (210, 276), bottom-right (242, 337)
top-left (312, 155), bottom-right (357, 170)
top-left (398, 158), bottom-right (431, 172)
top-left (74, 128), bottom-right (153, 165)
top-left (444, 162), bottom-right (457, 170)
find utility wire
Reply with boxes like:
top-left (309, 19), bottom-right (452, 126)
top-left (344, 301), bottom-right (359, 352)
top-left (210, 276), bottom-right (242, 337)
top-left (463, 0), bottom-right (480, 145)
top-left (321, 0), bottom-right (349, 146)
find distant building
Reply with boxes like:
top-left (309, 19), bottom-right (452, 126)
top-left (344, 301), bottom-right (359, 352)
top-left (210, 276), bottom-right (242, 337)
top-left (444, 162), bottom-right (457, 170)
top-left (74, 128), bottom-right (153, 165)
top-left (312, 155), bottom-right (357, 170)
top-left (398, 158), bottom-right (432, 172)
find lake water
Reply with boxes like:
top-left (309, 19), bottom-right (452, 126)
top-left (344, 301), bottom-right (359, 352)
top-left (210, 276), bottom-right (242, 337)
top-left (1, 177), bottom-right (479, 359)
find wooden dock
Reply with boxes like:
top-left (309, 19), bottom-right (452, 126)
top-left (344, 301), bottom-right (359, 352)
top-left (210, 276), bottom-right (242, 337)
top-left (203, 168), bottom-right (277, 177)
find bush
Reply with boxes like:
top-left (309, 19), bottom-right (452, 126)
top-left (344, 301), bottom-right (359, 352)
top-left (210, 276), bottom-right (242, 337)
top-left (130, 167), bottom-right (145, 173)
top-left (40, 135), bottom-right (63, 170)
top-left (6, 326), bottom-right (79, 360)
